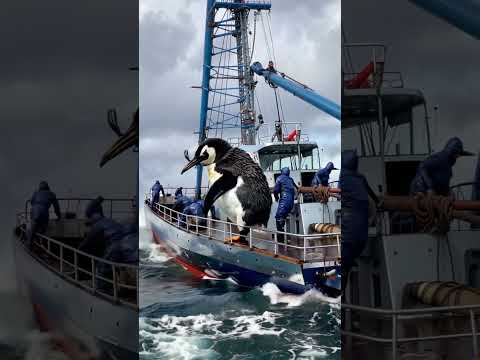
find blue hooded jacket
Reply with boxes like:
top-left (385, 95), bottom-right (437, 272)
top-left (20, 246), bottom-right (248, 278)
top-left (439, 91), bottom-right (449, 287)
top-left (30, 181), bottom-right (61, 222)
top-left (79, 199), bottom-right (125, 257)
top-left (340, 150), bottom-right (376, 269)
top-left (312, 162), bottom-right (336, 187)
top-left (410, 137), bottom-right (472, 196)
top-left (151, 181), bottom-right (165, 200)
top-left (274, 167), bottom-right (297, 219)
top-left (174, 187), bottom-right (183, 198)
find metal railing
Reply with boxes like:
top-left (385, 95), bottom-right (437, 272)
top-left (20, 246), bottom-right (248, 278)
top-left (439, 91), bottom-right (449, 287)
top-left (343, 71), bottom-right (404, 89)
top-left (342, 302), bottom-right (480, 360)
top-left (16, 206), bottom-right (138, 308)
top-left (25, 197), bottom-right (136, 222)
top-left (147, 199), bottom-right (341, 263)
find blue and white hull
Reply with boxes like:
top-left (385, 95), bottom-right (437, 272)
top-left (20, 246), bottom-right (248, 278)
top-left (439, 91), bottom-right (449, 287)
top-left (145, 203), bottom-right (340, 295)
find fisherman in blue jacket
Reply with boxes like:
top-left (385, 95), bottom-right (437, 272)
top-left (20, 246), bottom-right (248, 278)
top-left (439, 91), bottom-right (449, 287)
top-left (340, 150), bottom-right (378, 293)
top-left (28, 181), bottom-right (61, 247)
top-left (312, 162), bottom-right (338, 187)
top-left (174, 187), bottom-right (184, 199)
top-left (79, 197), bottom-right (125, 257)
top-left (273, 167), bottom-right (298, 240)
top-left (410, 137), bottom-right (473, 196)
top-left (97, 222), bottom-right (139, 291)
top-left (151, 180), bottom-right (165, 206)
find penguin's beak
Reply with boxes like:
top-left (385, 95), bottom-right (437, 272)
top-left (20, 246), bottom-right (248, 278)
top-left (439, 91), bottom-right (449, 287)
top-left (100, 119), bottom-right (138, 167)
top-left (181, 153), bottom-right (208, 174)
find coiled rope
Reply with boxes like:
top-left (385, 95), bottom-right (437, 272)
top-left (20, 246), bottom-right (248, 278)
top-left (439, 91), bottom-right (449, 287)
top-left (412, 193), bottom-right (454, 234)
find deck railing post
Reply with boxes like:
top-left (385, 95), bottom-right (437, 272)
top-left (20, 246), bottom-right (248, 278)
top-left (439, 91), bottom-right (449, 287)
top-left (91, 258), bottom-right (96, 292)
top-left (336, 234), bottom-right (341, 259)
top-left (186, 215), bottom-right (189, 232)
top-left (249, 228), bottom-right (253, 249)
top-left (471, 309), bottom-right (479, 357)
top-left (208, 219), bottom-right (212, 238)
top-left (274, 232), bottom-right (278, 255)
top-left (392, 314), bottom-right (397, 360)
top-left (74, 251), bottom-right (78, 281)
top-left (112, 264), bottom-right (118, 301)
top-left (60, 245), bottom-right (64, 273)
top-left (303, 237), bottom-right (307, 261)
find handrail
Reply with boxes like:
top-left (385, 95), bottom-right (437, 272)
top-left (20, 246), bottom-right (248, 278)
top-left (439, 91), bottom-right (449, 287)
top-left (342, 302), bottom-right (480, 359)
top-left (15, 211), bottom-right (138, 308)
top-left (25, 197), bottom-right (136, 221)
top-left (147, 199), bottom-right (341, 263)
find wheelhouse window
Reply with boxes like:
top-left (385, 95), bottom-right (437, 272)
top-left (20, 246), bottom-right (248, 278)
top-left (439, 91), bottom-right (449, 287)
top-left (258, 144), bottom-right (320, 172)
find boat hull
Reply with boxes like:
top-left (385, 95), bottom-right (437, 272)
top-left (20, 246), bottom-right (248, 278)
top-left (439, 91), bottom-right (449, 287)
top-left (145, 204), bottom-right (339, 294)
top-left (13, 237), bottom-right (138, 359)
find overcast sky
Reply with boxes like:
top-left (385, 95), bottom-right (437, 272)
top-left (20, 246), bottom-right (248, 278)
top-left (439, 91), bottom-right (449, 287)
top-left (139, 0), bottom-right (341, 224)
top-left (0, 1), bottom-right (138, 286)
top-left (343, 0), bottom-right (480, 185)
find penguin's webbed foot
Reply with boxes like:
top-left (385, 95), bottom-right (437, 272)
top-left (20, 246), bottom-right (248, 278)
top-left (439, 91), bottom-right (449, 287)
top-left (224, 235), bottom-right (241, 243)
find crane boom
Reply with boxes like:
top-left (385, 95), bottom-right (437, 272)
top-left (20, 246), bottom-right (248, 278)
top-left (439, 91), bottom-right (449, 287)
top-left (250, 62), bottom-right (341, 120)
top-left (408, 0), bottom-right (480, 39)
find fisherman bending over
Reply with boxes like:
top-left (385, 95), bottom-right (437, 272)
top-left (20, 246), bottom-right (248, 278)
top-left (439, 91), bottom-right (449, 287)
top-left (312, 162), bottom-right (338, 187)
top-left (28, 181), bottom-right (61, 248)
top-left (79, 197), bottom-right (125, 258)
top-left (181, 199), bottom-right (217, 229)
top-left (273, 167), bottom-right (298, 242)
top-left (97, 221), bottom-right (139, 292)
top-left (410, 137), bottom-right (473, 196)
top-left (315, 269), bottom-right (341, 298)
top-left (151, 180), bottom-right (165, 206)
top-left (175, 187), bottom-right (184, 199)
top-left (340, 150), bottom-right (379, 294)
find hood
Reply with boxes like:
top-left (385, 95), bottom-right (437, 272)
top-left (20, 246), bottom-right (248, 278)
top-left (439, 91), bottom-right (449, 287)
top-left (443, 137), bottom-right (474, 164)
top-left (325, 162), bottom-right (337, 171)
top-left (38, 181), bottom-right (50, 191)
top-left (154, 180), bottom-right (160, 185)
top-left (85, 196), bottom-right (104, 219)
top-left (281, 167), bottom-right (290, 176)
top-left (341, 150), bottom-right (358, 172)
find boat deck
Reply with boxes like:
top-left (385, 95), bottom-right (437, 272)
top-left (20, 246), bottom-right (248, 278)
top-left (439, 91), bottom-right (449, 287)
top-left (147, 198), bottom-right (341, 266)
top-left (15, 200), bottom-right (138, 308)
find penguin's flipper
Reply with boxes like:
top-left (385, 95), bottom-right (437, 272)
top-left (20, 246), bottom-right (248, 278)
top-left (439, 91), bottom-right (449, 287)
top-left (204, 173), bottom-right (237, 214)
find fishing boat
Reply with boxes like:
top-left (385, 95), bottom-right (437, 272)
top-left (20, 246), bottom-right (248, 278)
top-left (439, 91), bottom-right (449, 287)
top-left (341, 40), bottom-right (480, 359)
top-left (144, 0), bottom-right (341, 295)
top-left (12, 108), bottom-right (139, 359)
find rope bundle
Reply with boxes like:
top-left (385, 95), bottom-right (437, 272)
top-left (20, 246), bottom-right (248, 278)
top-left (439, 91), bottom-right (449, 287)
top-left (412, 193), bottom-right (454, 234)
top-left (312, 186), bottom-right (331, 204)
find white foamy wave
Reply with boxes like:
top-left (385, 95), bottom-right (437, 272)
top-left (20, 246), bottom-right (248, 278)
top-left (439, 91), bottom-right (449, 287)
top-left (261, 283), bottom-right (341, 307)
top-left (144, 243), bottom-right (171, 264)
top-left (139, 311), bottom-right (285, 359)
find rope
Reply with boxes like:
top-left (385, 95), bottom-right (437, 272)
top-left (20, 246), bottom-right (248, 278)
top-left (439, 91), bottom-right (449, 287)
top-left (313, 186), bottom-right (331, 204)
top-left (412, 193), bottom-right (453, 234)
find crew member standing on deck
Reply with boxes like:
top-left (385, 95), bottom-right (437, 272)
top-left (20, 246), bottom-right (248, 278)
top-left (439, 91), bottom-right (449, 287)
top-left (273, 167), bottom-right (298, 242)
top-left (410, 137), bottom-right (473, 196)
top-left (312, 162), bottom-right (338, 187)
top-left (340, 150), bottom-right (378, 293)
top-left (151, 180), bottom-right (165, 206)
top-left (28, 181), bottom-right (61, 248)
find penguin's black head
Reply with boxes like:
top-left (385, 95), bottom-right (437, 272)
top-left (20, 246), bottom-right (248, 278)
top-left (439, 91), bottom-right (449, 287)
top-left (181, 138), bottom-right (232, 174)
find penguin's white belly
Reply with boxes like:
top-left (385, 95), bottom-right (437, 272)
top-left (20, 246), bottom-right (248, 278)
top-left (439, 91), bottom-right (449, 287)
top-left (215, 177), bottom-right (246, 227)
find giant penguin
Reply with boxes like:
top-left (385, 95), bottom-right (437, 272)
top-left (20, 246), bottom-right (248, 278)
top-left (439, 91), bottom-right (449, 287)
top-left (181, 138), bottom-right (272, 242)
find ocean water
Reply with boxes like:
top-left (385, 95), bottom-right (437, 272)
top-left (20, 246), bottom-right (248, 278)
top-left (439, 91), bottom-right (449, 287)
top-left (139, 227), bottom-right (341, 360)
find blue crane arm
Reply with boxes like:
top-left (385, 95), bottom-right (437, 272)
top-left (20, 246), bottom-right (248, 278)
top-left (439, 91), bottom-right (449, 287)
top-left (250, 62), bottom-right (341, 121)
top-left (408, 0), bottom-right (480, 39)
